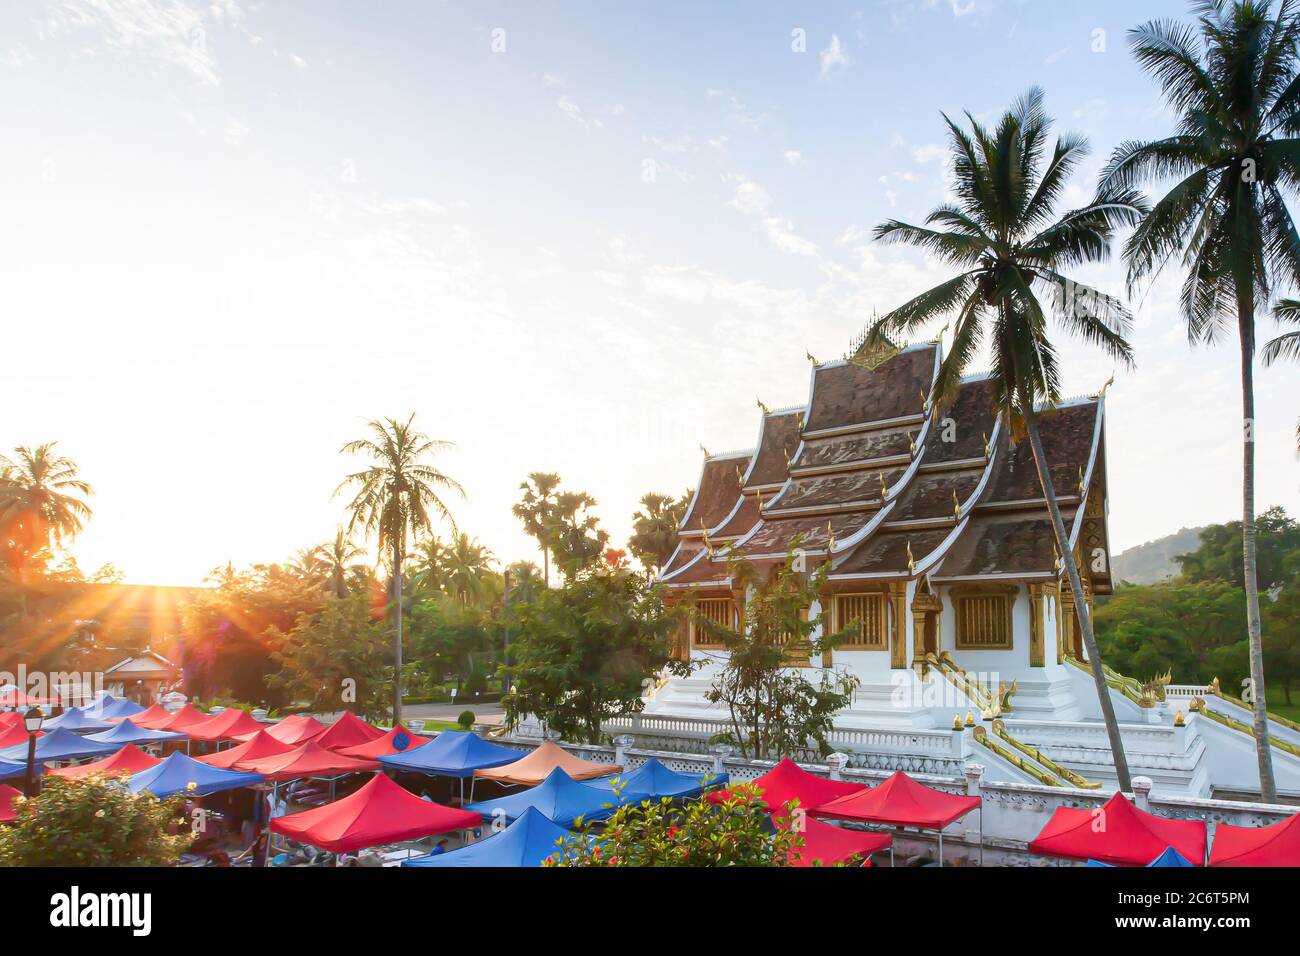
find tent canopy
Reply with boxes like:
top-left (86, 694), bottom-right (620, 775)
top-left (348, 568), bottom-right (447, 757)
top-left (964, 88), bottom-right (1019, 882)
top-left (0, 722), bottom-right (41, 750)
top-left (586, 758), bottom-right (726, 800)
top-left (816, 771), bottom-right (981, 829)
top-left (0, 759), bottom-right (36, 781)
top-left (403, 806), bottom-right (573, 868)
top-left (271, 772), bottom-right (481, 854)
top-left (241, 739), bottom-right (379, 782)
top-left (153, 705), bottom-right (210, 733)
top-left (186, 708), bottom-right (267, 743)
top-left (196, 729), bottom-right (294, 770)
top-left (86, 719), bottom-right (186, 747)
top-left (780, 814), bottom-right (892, 867)
top-left (0, 783), bottom-right (21, 823)
top-left (240, 714), bottom-right (326, 747)
top-left (50, 745), bottom-right (161, 781)
top-left (379, 730), bottom-right (520, 779)
top-left (1089, 846), bottom-right (1196, 868)
top-left (473, 740), bottom-right (618, 786)
top-left (0, 690), bottom-right (53, 706)
top-left (1209, 812), bottom-right (1300, 867)
top-left (338, 725), bottom-right (430, 760)
top-left (0, 727), bottom-right (119, 764)
top-left (98, 698), bottom-right (148, 721)
top-left (467, 766), bottom-right (647, 828)
top-left (314, 712), bottom-right (385, 752)
top-left (42, 707), bottom-right (114, 734)
top-left (125, 751), bottom-right (263, 798)
top-left (127, 704), bottom-right (175, 729)
top-left (708, 758), bottom-right (865, 813)
top-left (1029, 793), bottom-right (1207, 867)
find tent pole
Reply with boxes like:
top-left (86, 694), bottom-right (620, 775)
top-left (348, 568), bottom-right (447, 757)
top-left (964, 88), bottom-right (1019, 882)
top-left (938, 830), bottom-right (943, 866)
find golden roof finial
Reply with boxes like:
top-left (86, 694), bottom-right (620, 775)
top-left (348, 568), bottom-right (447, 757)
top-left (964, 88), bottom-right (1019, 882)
top-left (952, 488), bottom-right (961, 519)
top-left (920, 388), bottom-right (930, 415)
top-left (906, 539), bottom-right (916, 575)
top-left (935, 319), bottom-right (950, 344)
top-left (907, 431), bottom-right (916, 455)
top-left (736, 464), bottom-right (745, 487)
top-left (806, 350), bottom-right (820, 367)
top-left (699, 443), bottom-right (710, 459)
top-left (756, 488), bottom-right (764, 511)
top-left (1098, 372), bottom-right (1115, 399)
top-left (982, 431), bottom-right (992, 458)
top-left (827, 521), bottom-right (837, 551)
top-left (783, 447), bottom-right (792, 469)
top-left (878, 472), bottom-right (889, 500)
top-left (1078, 466), bottom-right (1086, 495)
top-left (757, 396), bottom-right (770, 415)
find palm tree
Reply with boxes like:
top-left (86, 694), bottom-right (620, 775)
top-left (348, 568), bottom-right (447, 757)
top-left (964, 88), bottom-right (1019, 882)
top-left (513, 472), bottom-right (561, 586)
top-left (410, 536), bottom-right (451, 597)
top-left (317, 529), bottom-right (370, 598)
top-left (864, 89), bottom-right (1145, 790)
top-left (1098, 0), bottom-right (1300, 802)
top-left (0, 443), bottom-right (94, 615)
top-left (443, 532), bottom-right (497, 606)
top-left (1264, 299), bottom-right (1300, 452)
top-left (337, 415), bottom-right (464, 723)
top-left (629, 492), bottom-right (689, 575)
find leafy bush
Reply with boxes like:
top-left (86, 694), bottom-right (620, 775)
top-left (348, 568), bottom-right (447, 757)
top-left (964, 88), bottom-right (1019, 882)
top-left (457, 710), bottom-right (476, 729)
top-left (0, 776), bottom-right (189, 867)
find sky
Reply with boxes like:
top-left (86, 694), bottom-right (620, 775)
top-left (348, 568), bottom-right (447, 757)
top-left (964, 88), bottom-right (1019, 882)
top-left (2, 0), bottom-right (1297, 586)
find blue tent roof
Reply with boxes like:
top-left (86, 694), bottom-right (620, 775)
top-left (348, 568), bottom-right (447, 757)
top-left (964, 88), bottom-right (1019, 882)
top-left (42, 707), bottom-right (114, 734)
top-left (0, 727), bottom-right (119, 763)
top-left (124, 751), bottom-right (263, 798)
top-left (86, 719), bottom-right (186, 746)
top-left (1087, 846), bottom-right (1197, 868)
top-left (0, 759), bottom-right (41, 781)
top-left (584, 758), bottom-right (726, 800)
top-left (466, 767), bottom-right (651, 829)
top-left (402, 806), bottom-right (575, 868)
top-left (95, 698), bottom-right (147, 721)
top-left (378, 730), bottom-right (520, 779)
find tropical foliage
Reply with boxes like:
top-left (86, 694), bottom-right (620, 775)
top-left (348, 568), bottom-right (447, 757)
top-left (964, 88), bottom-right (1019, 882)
top-left (628, 491), bottom-right (691, 575)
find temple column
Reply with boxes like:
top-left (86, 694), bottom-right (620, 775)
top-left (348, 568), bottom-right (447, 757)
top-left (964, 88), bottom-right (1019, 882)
top-left (888, 581), bottom-right (908, 670)
top-left (1028, 584), bottom-right (1045, 668)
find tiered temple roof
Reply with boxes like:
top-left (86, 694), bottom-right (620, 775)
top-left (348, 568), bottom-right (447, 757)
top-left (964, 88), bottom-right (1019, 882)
top-left (659, 341), bottom-right (1112, 595)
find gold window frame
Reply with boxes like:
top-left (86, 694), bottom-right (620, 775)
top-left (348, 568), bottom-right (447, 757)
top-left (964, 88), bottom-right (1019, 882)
top-left (952, 584), bottom-right (1017, 650)
top-left (833, 592), bottom-right (887, 650)
top-left (691, 597), bottom-right (734, 649)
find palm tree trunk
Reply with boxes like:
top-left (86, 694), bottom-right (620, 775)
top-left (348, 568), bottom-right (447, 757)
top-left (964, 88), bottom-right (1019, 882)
top-left (1023, 405), bottom-right (1133, 792)
top-left (393, 537), bottom-right (404, 726)
top-left (1238, 287), bottom-right (1277, 803)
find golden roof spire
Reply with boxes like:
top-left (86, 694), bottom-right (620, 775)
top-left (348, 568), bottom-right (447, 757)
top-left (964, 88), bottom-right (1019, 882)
top-left (952, 488), bottom-right (961, 519)
top-left (906, 539), bottom-right (916, 575)
top-left (1098, 372), bottom-right (1115, 399)
top-left (806, 350), bottom-right (820, 367)
top-left (878, 472), bottom-right (889, 500)
top-left (827, 521), bottom-right (837, 551)
top-left (699, 443), bottom-right (710, 459)
top-left (757, 396), bottom-right (770, 415)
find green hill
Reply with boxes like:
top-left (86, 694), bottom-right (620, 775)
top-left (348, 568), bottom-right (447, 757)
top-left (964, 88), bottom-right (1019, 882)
top-left (1111, 527), bottom-right (1205, 584)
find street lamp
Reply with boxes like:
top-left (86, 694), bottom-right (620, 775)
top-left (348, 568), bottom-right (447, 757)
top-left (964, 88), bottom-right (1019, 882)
top-left (23, 706), bottom-right (44, 798)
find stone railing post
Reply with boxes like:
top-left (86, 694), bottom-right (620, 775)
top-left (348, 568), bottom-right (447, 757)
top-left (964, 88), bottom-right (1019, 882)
top-left (826, 752), bottom-right (849, 781)
top-left (614, 734), bottom-right (635, 768)
top-left (963, 763), bottom-right (985, 845)
top-left (710, 743), bottom-right (732, 778)
top-left (1132, 775), bottom-right (1153, 811)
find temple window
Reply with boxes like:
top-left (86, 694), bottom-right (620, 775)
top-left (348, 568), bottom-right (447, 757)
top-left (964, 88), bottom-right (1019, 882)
top-left (953, 585), bottom-right (1016, 649)
top-left (834, 593), bottom-right (886, 649)
top-left (691, 597), bottom-right (734, 649)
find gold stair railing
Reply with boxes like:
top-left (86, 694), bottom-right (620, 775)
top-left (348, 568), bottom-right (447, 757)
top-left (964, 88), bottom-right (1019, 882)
top-left (1063, 655), bottom-right (1155, 709)
top-left (986, 719), bottom-right (1100, 789)
top-left (971, 724), bottom-right (1063, 787)
top-left (925, 652), bottom-right (1017, 717)
top-left (1189, 695), bottom-right (1300, 759)
top-left (1199, 679), bottom-right (1300, 734)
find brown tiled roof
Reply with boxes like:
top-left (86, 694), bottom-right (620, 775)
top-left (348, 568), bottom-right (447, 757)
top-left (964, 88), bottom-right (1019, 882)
top-left (832, 528), bottom-right (952, 576)
top-left (663, 552), bottom-right (731, 586)
top-left (661, 541), bottom-right (705, 577)
top-left (681, 454), bottom-right (751, 533)
top-left (804, 345), bottom-right (937, 433)
top-left (924, 377), bottom-right (998, 464)
top-left (934, 512), bottom-right (1075, 578)
top-left (733, 512), bottom-right (873, 556)
top-left (745, 411), bottom-right (802, 488)
top-left (796, 427), bottom-right (914, 470)
top-left (770, 467), bottom-right (907, 512)
top-left (713, 494), bottom-right (762, 539)
top-left (887, 469), bottom-right (984, 521)
top-left (983, 402), bottom-right (1098, 503)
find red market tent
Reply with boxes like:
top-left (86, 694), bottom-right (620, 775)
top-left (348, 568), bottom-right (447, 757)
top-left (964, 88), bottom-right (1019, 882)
top-left (196, 730), bottom-right (294, 770)
top-left (186, 708), bottom-right (267, 743)
top-left (0, 691), bottom-right (53, 707)
top-left (0, 784), bottom-right (21, 823)
top-left (1029, 792), bottom-right (1207, 867)
top-left (780, 814), bottom-right (892, 867)
top-left (270, 771), bottom-right (482, 855)
top-left (241, 739), bottom-right (379, 782)
top-left (0, 723), bottom-right (42, 750)
top-left (314, 712), bottom-right (385, 752)
top-left (153, 705), bottom-right (209, 734)
top-left (816, 771), bottom-right (982, 828)
top-left (126, 704), bottom-right (175, 729)
top-left (1209, 812), bottom-right (1300, 867)
top-left (475, 740), bottom-right (618, 786)
top-left (708, 758), bottom-right (865, 813)
top-left (49, 745), bottom-right (161, 781)
top-left (337, 725), bottom-right (430, 760)
top-left (239, 714), bottom-right (326, 747)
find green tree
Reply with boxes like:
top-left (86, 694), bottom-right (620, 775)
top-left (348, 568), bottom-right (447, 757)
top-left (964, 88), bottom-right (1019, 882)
top-left (442, 532), bottom-right (497, 606)
top-left (0, 776), bottom-right (188, 867)
top-left (1264, 298), bottom-right (1300, 453)
top-left (1176, 506), bottom-right (1300, 589)
top-left (513, 472), bottom-right (561, 587)
top-left (628, 491), bottom-right (690, 575)
top-left (337, 414), bottom-right (464, 725)
top-left (1099, 0), bottom-right (1300, 801)
top-left (410, 593), bottom-right (498, 697)
top-left (1265, 583), bottom-right (1300, 704)
top-left (863, 89), bottom-right (1144, 788)
top-left (547, 490), bottom-right (609, 580)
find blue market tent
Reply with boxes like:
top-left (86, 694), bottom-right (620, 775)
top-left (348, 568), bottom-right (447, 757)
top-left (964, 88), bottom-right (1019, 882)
top-left (378, 730), bottom-right (520, 779)
top-left (95, 698), bottom-right (147, 721)
top-left (41, 707), bottom-right (114, 734)
top-left (1087, 846), bottom-right (1196, 868)
top-left (125, 751), bottom-right (263, 798)
top-left (402, 806), bottom-right (574, 868)
top-left (86, 719), bottom-right (186, 747)
top-left (585, 758), bottom-right (726, 800)
top-left (0, 727), bottom-right (119, 764)
top-left (466, 767), bottom-right (651, 829)
top-left (0, 759), bottom-right (40, 781)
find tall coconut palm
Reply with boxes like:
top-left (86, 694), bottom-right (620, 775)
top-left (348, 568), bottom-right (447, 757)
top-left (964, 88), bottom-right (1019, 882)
top-left (443, 532), bottom-right (496, 606)
top-left (1098, 0), bottom-right (1300, 801)
top-left (1265, 299), bottom-right (1300, 452)
top-left (513, 472), bottom-right (561, 586)
top-left (410, 536), bottom-right (451, 597)
top-left (629, 492), bottom-right (689, 575)
top-left (0, 443), bottom-right (94, 614)
top-left (317, 529), bottom-right (370, 598)
top-left (863, 89), bottom-right (1145, 790)
top-left (337, 415), bottom-right (464, 723)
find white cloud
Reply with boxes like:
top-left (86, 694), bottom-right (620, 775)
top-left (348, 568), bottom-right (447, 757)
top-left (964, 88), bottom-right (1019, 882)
top-left (728, 178), bottom-right (771, 215)
top-left (763, 217), bottom-right (818, 256)
top-left (556, 95), bottom-right (602, 128)
top-left (289, 53), bottom-right (308, 71)
top-left (911, 143), bottom-right (945, 164)
top-left (819, 34), bottom-right (849, 79)
top-left (1073, 98), bottom-right (1109, 122)
top-left (541, 72), bottom-right (564, 88)
top-left (783, 149), bottom-right (804, 167)
top-left (1044, 46), bottom-right (1071, 66)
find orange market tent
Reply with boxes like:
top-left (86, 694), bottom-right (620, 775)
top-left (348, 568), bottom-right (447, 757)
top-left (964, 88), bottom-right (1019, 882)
top-left (707, 758), bottom-right (866, 813)
top-left (195, 730), bottom-right (294, 770)
top-left (239, 714), bottom-right (326, 747)
top-left (270, 772), bottom-right (481, 855)
top-left (474, 740), bottom-right (618, 786)
top-left (0, 784), bottom-right (21, 823)
top-left (314, 712), bottom-right (385, 752)
top-left (337, 725), bottom-right (430, 760)
top-left (1209, 812), bottom-right (1300, 867)
top-left (1029, 792), bottom-right (1207, 867)
top-left (49, 744), bottom-right (161, 781)
top-left (186, 708), bottom-right (267, 743)
top-left (241, 739), bottom-right (379, 783)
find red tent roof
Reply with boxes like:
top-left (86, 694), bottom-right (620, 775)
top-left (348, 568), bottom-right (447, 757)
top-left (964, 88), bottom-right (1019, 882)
top-left (186, 708), bottom-right (267, 743)
top-left (153, 705), bottom-right (209, 733)
top-left (314, 712), bottom-right (385, 752)
top-left (0, 691), bottom-right (53, 707)
top-left (337, 725), bottom-right (431, 760)
top-left (816, 771), bottom-right (982, 829)
top-left (49, 745), bottom-right (161, 781)
top-left (126, 704), bottom-right (175, 729)
top-left (708, 758), bottom-right (865, 812)
top-left (1210, 812), bottom-right (1300, 867)
top-left (779, 814), bottom-right (892, 867)
top-left (239, 714), bottom-right (326, 746)
top-left (241, 739), bottom-right (379, 782)
top-left (0, 723), bottom-right (42, 749)
top-left (1029, 792), bottom-right (1206, 867)
top-left (270, 772), bottom-right (481, 853)
top-left (0, 784), bottom-right (21, 823)
top-left (195, 730), bottom-right (294, 770)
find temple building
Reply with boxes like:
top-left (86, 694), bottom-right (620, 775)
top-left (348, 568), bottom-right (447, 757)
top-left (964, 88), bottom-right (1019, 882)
top-left (644, 340), bottom-right (1300, 799)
